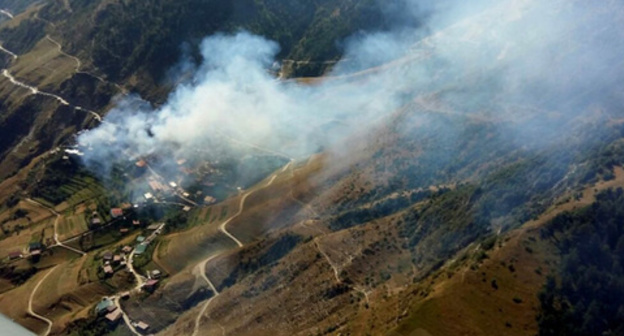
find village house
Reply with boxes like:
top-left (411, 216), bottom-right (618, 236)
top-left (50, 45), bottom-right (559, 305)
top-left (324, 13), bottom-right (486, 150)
top-left (95, 298), bottom-right (114, 315)
top-left (8, 251), bottom-right (22, 260)
top-left (103, 265), bottom-right (114, 276)
top-left (122, 246), bottom-right (133, 254)
top-left (119, 228), bottom-right (129, 234)
top-left (91, 217), bottom-right (101, 226)
top-left (136, 236), bottom-right (146, 243)
top-left (143, 279), bottom-right (159, 292)
top-left (29, 242), bottom-right (42, 252)
top-left (151, 270), bottom-right (161, 279)
top-left (134, 244), bottom-right (148, 255)
top-left (132, 220), bottom-right (141, 226)
top-left (135, 321), bottom-right (149, 332)
top-left (103, 251), bottom-right (113, 261)
top-left (105, 308), bottom-right (122, 324)
top-left (113, 254), bottom-right (122, 264)
top-left (110, 208), bottom-right (123, 218)
top-left (147, 223), bottom-right (161, 231)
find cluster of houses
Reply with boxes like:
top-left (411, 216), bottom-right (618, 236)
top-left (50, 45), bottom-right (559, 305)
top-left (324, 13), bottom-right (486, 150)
top-left (101, 248), bottom-right (129, 277)
top-left (134, 158), bottom-right (217, 207)
top-left (94, 296), bottom-right (151, 333)
top-left (93, 220), bottom-right (166, 333)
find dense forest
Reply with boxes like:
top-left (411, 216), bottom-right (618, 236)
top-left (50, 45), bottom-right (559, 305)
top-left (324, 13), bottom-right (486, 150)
top-left (538, 188), bottom-right (624, 336)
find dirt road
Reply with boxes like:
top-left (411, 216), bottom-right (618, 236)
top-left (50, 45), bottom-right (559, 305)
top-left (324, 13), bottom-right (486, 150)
top-left (24, 198), bottom-right (86, 256)
top-left (28, 266), bottom-right (58, 336)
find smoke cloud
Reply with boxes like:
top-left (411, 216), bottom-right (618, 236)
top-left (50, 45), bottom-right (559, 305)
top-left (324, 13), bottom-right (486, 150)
top-left (77, 0), bottom-right (624, 190)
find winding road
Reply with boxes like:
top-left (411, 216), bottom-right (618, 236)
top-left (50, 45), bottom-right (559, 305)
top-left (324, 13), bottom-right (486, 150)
top-left (28, 266), bottom-right (58, 336)
top-left (111, 222), bottom-right (164, 334)
top-left (24, 198), bottom-right (86, 256)
top-left (44, 35), bottom-right (127, 94)
top-left (1, 69), bottom-right (102, 121)
top-left (192, 160), bottom-right (291, 336)
top-left (192, 254), bottom-right (220, 336)
top-left (114, 296), bottom-right (141, 336)
top-left (0, 44), bottom-right (17, 59)
top-left (0, 9), bottom-right (13, 19)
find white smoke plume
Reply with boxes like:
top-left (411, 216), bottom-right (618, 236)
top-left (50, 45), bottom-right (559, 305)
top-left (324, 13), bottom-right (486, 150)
top-left (78, 0), bottom-right (624, 185)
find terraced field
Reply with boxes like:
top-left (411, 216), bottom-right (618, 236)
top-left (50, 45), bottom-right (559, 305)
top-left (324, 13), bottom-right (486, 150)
top-left (55, 176), bottom-right (108, 212)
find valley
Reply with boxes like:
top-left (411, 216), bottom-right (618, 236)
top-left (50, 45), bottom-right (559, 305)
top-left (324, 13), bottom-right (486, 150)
top-left (0, 0), bottom-right (623, 335)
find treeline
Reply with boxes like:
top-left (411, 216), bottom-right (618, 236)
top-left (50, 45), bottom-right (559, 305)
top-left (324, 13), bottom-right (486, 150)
top-left (35, 0), bottom-right (389, 90)
top-left (538, 188), bottom-right (624, 336)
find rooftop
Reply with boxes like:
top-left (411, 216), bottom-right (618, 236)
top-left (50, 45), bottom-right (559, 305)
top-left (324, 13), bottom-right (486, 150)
top-left (147, 223), bottom-right (161, 230)
top-left (95, 298), bottom-right (113, 313)
top-left (134, 244), bottom-right (148, 255)
top-left (136, 321), bottom-right (149, 330)
top-left (105, 309), bottom-right (122, 322)
top-left (110, 208), bottom-right (123, 217)
top-left (144, 279), bottom-right (159, 287)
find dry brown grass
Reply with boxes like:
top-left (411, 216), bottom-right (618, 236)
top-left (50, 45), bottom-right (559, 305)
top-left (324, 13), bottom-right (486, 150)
top-left (9, 37), bottom-right (77, 89)
top-left (0, 266), bottom-right (52, 334)
top-left (0, 217), bottom-right (54, 258)
top-left (389, 166), bottom-right (624, 336)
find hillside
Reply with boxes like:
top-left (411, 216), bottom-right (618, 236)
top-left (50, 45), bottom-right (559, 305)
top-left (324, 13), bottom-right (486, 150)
top-left (0, 0), bottom-right (392, 182)
top-left (0, 0), bottom-right (623, 335)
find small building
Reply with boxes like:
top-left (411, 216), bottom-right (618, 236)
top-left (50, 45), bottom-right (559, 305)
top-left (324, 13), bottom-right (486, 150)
top-left (132, 220), bottom-right (141, 226)
top-left (135, 321), bottom-right (149, 332)
top-left (29, 242), bottom-right (42, 252)
top-left (147, 223), bottom-right (161, 231)
top-left (95, 298), bottom-right (114, 315)
top-left (182, 206), bottom-right (191, 212)
top-left (135, 160), bottom-right (146, 168)
top-left (136, 236), bottom-right (146, 243)
top-left (30, 250), bottom-right (41, 257)
top-left (105, 309), bottom-right (122, 323)
top-left (134, 244), bottom-right (148, 255)
top-left (169, 181), bottom-right (177, 188)
top-left (103, 265), bottom-right (114, 275)
top-left (110, 208), bottom-right (123, 218)
top-left (91, 217), bottom-right (102, 226)
top-left (103, 251), bottom-right (113, 261)
top-left (122, 246), bottom-right (133, 254)
top-left (113, 255), bottom-right (122, 263)
top-left (144, 192), bottom-right (153, 200)
top-left (119, 228), bottom-right (129, 234)
top-left (8, 251), bottom-right (22, 260)
top-left (151, 270), bottom-right (162, 279)
top-left (143, 279), bottom-right (159, 292)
